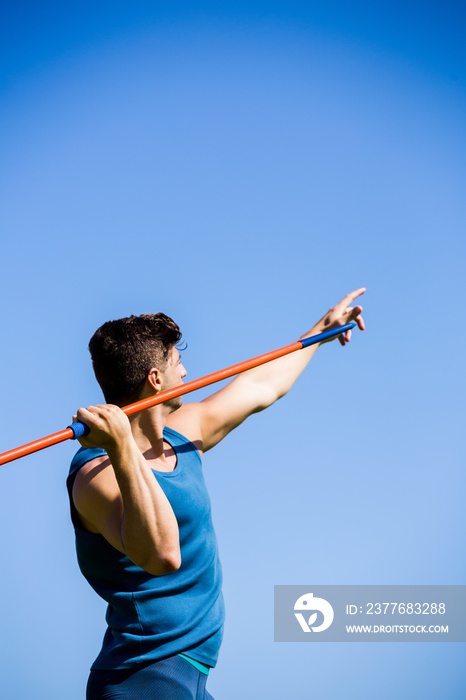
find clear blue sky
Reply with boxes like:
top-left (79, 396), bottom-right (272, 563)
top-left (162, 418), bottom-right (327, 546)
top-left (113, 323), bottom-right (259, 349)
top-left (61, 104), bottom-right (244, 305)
top-left (0, 2), bottom-right (465, 699)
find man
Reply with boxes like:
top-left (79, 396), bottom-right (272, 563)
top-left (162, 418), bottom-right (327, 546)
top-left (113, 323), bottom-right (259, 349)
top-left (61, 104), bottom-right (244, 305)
top-left (67, 288), bottom-right (365, 699)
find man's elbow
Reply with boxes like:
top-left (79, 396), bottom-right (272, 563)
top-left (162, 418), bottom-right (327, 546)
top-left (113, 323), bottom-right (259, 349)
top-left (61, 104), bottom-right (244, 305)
top-left (143, 549), bottom-right (182, 576)
top-left (160, 549), bottom-right (182, 574)
top-left (241, 378), bottom-right (280, 412)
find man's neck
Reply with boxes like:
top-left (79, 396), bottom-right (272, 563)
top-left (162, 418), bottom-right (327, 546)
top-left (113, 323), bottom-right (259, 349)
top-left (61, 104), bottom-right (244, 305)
top-left (129, 407), bottom-right (168, 459)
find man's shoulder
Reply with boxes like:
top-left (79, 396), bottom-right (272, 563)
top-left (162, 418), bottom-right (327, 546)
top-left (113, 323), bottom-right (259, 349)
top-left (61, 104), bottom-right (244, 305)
top-left (69, 445), bottom-right (108, 477)
top-left (165, 403), bottom-right (203, 447)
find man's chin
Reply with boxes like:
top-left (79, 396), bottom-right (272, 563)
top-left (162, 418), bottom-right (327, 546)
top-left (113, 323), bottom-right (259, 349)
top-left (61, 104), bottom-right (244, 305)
top-left (166, 397), bottom-right (183, 412)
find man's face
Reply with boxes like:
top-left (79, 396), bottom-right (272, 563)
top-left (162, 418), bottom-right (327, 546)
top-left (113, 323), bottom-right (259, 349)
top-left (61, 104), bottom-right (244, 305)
top-left (161, 346), bottom-right (187, 411)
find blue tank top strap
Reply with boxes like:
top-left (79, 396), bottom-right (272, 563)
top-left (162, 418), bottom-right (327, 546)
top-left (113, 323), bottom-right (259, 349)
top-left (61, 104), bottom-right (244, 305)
top-left (163, 426), bottom-right (201, 454)
top-left (69, 446), bottom-right (108, 476)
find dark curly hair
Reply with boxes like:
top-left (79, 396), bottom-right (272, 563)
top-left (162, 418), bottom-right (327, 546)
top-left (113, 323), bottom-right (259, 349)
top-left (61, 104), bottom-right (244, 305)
top-left (88, 313), bottom-right (182, 406)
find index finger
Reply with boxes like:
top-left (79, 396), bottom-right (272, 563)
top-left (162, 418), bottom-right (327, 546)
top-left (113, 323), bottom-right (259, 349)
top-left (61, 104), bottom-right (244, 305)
top-left (336, 287), bottom-right (366, 310)
top-left (76, 406), bottom-right (99, 423)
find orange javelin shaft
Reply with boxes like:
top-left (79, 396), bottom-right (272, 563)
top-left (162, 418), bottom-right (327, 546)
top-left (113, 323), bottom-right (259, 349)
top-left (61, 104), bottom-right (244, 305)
top-left (0, 323), bottom-right (355, 466)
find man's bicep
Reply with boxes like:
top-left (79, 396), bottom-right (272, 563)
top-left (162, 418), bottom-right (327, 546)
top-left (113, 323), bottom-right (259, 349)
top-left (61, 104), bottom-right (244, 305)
top-left (72, 458), bottom-right (126, 553)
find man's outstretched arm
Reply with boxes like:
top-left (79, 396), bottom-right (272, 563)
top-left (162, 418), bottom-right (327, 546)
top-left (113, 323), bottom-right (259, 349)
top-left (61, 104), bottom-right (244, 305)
top-left (173, 288), bottom-right (365, 451)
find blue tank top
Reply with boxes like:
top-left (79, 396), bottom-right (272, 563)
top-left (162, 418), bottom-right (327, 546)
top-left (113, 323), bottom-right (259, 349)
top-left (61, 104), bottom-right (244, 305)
top-left (67, 426), bottom-right (224, 670)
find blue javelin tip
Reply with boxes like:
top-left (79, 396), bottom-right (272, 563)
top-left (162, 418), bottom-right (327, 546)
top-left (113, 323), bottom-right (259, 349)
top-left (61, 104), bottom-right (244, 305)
top-left (300, 322), bottom-right (357, 348)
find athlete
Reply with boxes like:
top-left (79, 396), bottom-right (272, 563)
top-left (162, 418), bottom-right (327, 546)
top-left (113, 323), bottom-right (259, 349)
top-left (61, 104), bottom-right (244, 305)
top-left (67, 288), bottom-right (365, 699)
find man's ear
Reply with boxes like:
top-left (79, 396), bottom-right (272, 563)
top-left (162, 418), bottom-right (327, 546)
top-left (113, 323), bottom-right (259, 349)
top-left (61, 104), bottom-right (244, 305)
top-left (147, 367), bottom-right (162, 393)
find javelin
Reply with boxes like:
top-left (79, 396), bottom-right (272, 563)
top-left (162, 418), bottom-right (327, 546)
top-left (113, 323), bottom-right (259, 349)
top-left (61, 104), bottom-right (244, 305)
top-left (0, 323), bottom-right (355, 466)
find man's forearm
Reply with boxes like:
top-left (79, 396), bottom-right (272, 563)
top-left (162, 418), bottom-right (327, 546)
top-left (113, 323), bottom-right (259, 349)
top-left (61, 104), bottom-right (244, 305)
top-left (106, 441), bottom-right (181, 575)
top-left (227, 288), bottom-right (365, 410)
